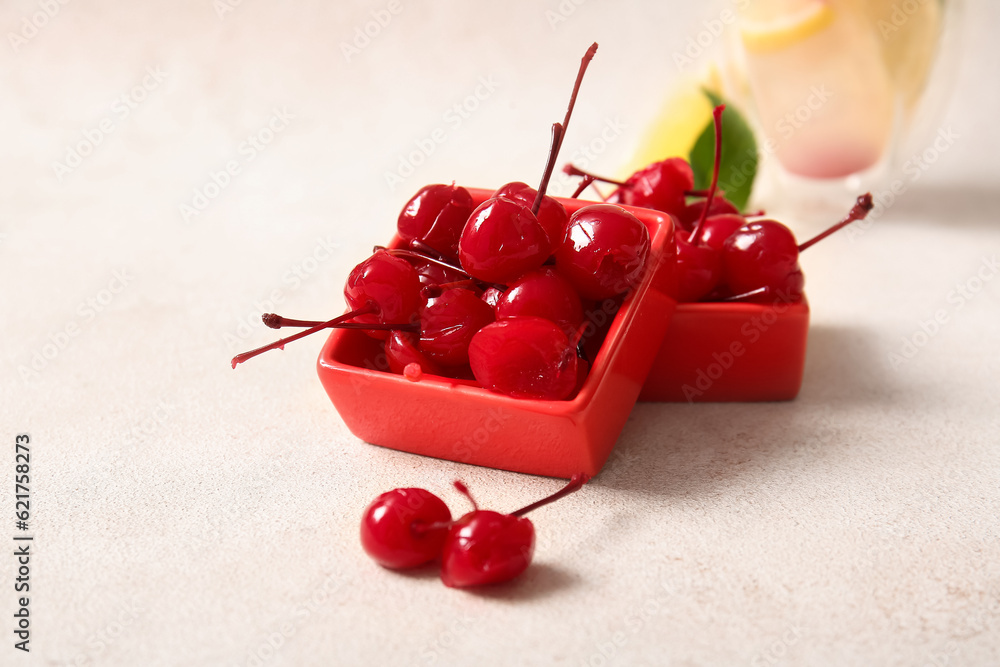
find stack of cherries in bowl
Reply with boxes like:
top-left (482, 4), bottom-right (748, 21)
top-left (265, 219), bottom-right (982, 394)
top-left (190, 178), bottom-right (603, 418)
top-left (233, 182), bottom-right (653, 403)
top-left (233, 43), bottom-right (657, 403)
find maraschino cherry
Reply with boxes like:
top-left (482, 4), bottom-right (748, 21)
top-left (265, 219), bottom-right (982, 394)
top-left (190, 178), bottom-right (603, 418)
top-left (419, 287), bottom-right (495, 367)
top-left (459, 43), bottom-right (598, 283)
top-left (675, 105), bottom-right (726, 303)
top-left (385, 330), bottom-right (443, 376)
top-left (492, 181), bottom-right (569, 251)
top-left (242, 282), bottom-right (494, 372)
top-left (494, 267), bottom-right (583, 337)
top-left (562, 157), bottom-right (695, 218)
top-left (397, 183), bottom-right (474, 261)
top-left (231, 249), bottom-right (421, 367)
top-left (440, 474), bottom-right (589, 588)
top-left (722, 193), bottom-right (875, 300)
top-left (468, 317), bottom-right (579, 400)
top-left (695, 213), bottom-right (746, 251)
top-left (360, 487), bottom-right (452, 569)
top-left (344, 249), bottom-right (423, 340)
top-left (458, 195), bottom-right (551, 284)
top-left (607, 158), bottom-right (694, 217)
top-left (554, 203), bottom-right (650, 300)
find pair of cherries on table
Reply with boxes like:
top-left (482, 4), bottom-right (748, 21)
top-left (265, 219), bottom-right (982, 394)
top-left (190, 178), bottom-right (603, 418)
top-left (361, 474), bottom-right (588, 588)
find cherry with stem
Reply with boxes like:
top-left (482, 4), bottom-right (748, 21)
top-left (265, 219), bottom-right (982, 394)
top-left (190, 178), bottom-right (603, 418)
top-left (441, 474), bottom-right (590, 588)
top-left (722, 193), bottom-right (875, 299)
top-left (260, 314), bottom-right (419, 332)
top-left (231, 305), bottom-right (418, 368)
top-left (562, 166), bottom-right (723, 201)
top-left (673, 105), bottom-right (726, 303)
top-left (459, 42), bottom-right (598, 284)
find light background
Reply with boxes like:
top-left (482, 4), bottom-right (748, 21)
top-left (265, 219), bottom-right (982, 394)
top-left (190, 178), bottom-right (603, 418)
top-left (2, 1), bottom-right (999, 665)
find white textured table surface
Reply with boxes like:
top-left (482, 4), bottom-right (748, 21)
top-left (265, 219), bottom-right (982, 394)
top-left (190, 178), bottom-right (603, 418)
top-left (2, 1), bottom-right (999, 666)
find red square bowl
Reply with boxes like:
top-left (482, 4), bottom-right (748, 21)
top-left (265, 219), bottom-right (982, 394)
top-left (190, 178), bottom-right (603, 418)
top-left (638, 299), bottom-right (809, 402)
top-left (317, 189), bottom-right (677, 478)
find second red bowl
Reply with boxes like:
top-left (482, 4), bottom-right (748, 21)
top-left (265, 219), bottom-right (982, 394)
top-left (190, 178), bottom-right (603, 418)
top-left (639, 299), bottom-right (809, 402)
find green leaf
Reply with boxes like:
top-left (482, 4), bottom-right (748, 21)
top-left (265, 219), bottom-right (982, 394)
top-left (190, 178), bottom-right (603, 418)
top-left (688, 90), bottom-right (757, 211)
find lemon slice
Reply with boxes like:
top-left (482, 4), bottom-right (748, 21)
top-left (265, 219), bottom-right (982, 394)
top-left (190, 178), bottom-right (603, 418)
top-left (740, 2), bottom-right (836, 53)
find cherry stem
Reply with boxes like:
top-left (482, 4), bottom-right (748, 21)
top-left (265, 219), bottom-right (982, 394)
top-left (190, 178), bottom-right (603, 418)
top-left (453, 480), bottom-right (479, 512)
top-left (685, 189), bottom-right (714, 197)
top-left (260, 315), bottom-right (417, 332)
top-left (796, 193), bottom-right (875, 252)
top-left (231, 304), bottom-right (377, 368)
top-left (532, 123), bottom-right (565, 216)
top-left (557, 42), bottom-right (598, 156)
top-left (562, 163), bottom-right (627, 187)
top-left (377, 246), bottom-right (470, 279)
top-left (570, 174), bottom-right (596, 199)
top-left (409, 239), bottom-right (450, 261)
top-left (511, 473), bottom-right (590, 517)
top-left (263, 314), bottom-right (322, 329)
top-left (531, 41), bottom-right (599, 215)
top-left (689, 104), bottom-right (726, 245)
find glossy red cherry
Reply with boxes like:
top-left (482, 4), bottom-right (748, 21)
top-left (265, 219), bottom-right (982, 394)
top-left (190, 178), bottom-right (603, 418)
top-left (344, 249), bottom-right (422, 340)
top-left (397, 184), bottom-right (473, 261)
top-left (495, 267), bottom-right (583, 337)
top-left (554, 204), bottom-right (650, 300)
top-left (608, 157), bottom-right (694, 217)
top-left (231, 251), bottom-right (421, 367)
top-left (675, 104), bottom-right (728, 303)
top-left (458, 197), bottom-right (551, 284)
top-left (493, 181), bottom-right (569, 250)
top-left (386, 330), bottom-right (443, 376)
top-left (469, 317), bottom-right (579, 400)
top-left (440, 510), bottom-right (534, 588)
top-left (696, 213), bottom-right (747, 251)
top-left (722, 194), bottom-right (874, 301)
top-left (676, 236), bottom-right (722, 303)
top-left (722, 220), bottom-right (805, 298)
top-left (360, 488), bottom-right (452, 570)
top-left (419, 287), bottom-right (495, 366)
top-left (458, 42), bottom-right (598, 285)
top-left (440, 475), bottom-right (588, 588)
